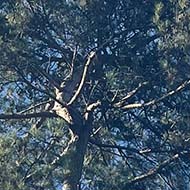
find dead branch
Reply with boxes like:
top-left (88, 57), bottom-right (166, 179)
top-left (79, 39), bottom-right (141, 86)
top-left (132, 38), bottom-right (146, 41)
top-left (68, 51), bottom-right (96, 105)
top-left (114, 81), bottom-right (148, 106)
top-left (84, 100), bottom-right (101, 120)
top-left (0, 111), bottom-right (57, 120)
top-left (17, 100), bottom-right (52, 114)
top-left (118, 79), bottom-right (190, 110)
top-left (126, 154), bottom-right (179, 185)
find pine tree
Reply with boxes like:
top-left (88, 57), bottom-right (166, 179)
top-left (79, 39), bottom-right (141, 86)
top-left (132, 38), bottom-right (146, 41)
top-left (0, 0), bottom-right (190, 189)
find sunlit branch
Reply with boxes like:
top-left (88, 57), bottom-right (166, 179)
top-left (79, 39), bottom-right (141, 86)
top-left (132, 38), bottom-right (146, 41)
top-left (68, 51), bottom-right (96, 105)
top-left (84, 100), bottom-right (101, 120)
top-left (119, 79), bottom-right (190, 110)
top-left (114, 81), bottom-right (148, 106)
top-left (67, 28), bottom-right (150, 106)
top-left (126, 154), bottom-right (179, 185)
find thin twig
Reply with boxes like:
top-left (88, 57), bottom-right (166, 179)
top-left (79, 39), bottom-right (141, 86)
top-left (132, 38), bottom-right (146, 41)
top-left (16, 69), bottom-right (66, 107)
top-left (17, 100), bottom-right (52, 114)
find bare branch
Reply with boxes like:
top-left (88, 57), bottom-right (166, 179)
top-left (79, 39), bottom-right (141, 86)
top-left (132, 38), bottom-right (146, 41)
top-left (68, 45), bottom-right (78, 80)
top-left (65, 29), bottom-right (156, 106)
top-left (89, 138), bottom-right (139, 153)
top-left (126, 154), bottom-right (179, 185)
top-left (86, 100), bottom-right (101, 112)
top-left (0, 112), bottom-right (57, 120)
top-left (68, 51), bottom-right (96, 105)
top-left (114, 81), bottom-right (148, 106)
top-left (119, 79), bottom-right (190, 110)
top-left (84, 100), bottom-right (101, 120)
top-left (16, 68), bottom-right (66, 107)
top-left (66, 29), bottom-right (138, 106)
top-left (17, 100), bottom-right (52, 114)
top-left (31, 66), bottom-right (61, 89)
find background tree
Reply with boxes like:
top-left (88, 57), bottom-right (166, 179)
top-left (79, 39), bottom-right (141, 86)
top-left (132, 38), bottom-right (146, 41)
top-left (0, 0), bottom-right (190, 190)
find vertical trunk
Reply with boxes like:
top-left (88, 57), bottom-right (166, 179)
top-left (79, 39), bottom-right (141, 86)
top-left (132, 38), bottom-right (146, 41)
top-left (53, 82), bottom-right (94, 189)
top-left (62, 124), bottom-right (91, 190)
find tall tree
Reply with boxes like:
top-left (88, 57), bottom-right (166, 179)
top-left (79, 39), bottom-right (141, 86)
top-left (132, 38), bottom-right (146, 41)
top-left (0, 0), bottom-right (190, 189)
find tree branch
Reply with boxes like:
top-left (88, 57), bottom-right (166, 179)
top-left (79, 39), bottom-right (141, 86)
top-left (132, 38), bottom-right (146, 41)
top-left (15, 68), bottom-right (67, 107)
top-left (126, 154), bottom-right (179, 185)
top-left (113, 81), bottom-right (148, 106)
top-left (17, 100), bottom-right (52, 114)
top-left (118, 79), bottom-right (190, 110)
top-left (0, 112), bottom-right (57, 120)
top-left (67, 28), bottom-right (146, 106)
top-left (68, 51), bottom-right (96, 105)
top-left (89, 138), bottom-right (139, 153)
top-left (84, 100), bottom-right (101, 120)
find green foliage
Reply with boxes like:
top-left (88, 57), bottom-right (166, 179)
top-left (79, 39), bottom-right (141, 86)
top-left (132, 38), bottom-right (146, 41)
top-left (0, 0), bottom-right (190, 189)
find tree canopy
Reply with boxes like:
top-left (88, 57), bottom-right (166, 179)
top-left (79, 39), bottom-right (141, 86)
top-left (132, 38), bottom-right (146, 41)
top-left (0, 0), bottom-right (190, 190)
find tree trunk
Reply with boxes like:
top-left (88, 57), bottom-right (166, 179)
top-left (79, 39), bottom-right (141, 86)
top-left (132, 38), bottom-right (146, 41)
top-left (52, 79), bottom-right (93, 189)
top-left (62, 123), bottom-right (91, 190)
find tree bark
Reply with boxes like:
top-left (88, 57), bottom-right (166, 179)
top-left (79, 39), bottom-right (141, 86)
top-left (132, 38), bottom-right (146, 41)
top-left (62, 123), bottom-right (91, 190)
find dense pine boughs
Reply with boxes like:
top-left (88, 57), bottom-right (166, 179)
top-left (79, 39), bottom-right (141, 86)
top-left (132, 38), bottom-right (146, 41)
top-left (0, 0), bottom-right (190, 189)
